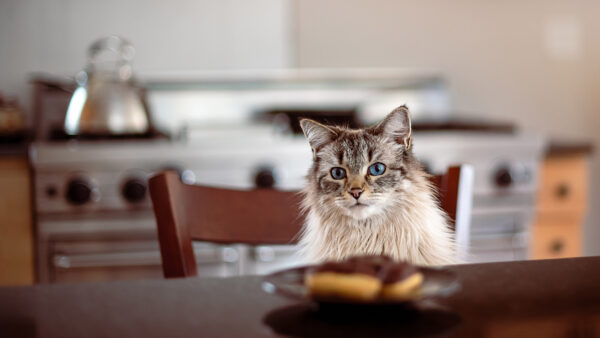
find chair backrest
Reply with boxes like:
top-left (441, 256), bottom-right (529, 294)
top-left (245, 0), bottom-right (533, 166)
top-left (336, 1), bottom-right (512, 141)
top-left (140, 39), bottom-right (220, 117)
top-left (149, 165), bottom-right (473, 278)
top-left (430, 165), bottom-right (474, 261)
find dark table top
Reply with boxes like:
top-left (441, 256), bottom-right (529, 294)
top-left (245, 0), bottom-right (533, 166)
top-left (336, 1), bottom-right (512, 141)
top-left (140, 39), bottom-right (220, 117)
top-left (1, 257), bottom-right (599, 338)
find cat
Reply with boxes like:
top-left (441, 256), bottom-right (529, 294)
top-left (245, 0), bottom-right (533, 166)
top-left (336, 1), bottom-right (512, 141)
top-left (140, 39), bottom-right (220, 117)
top-left (298, 105), bottom-right (458, 266)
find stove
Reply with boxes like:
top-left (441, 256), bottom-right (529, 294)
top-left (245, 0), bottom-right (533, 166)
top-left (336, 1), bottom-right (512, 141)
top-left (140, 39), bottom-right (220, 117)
top-left (32, 130), bottom-right (318, 282)
top-left (31, 131), bottom-right (543, 283)
top-left (30, 71), bottom-right (545, 283)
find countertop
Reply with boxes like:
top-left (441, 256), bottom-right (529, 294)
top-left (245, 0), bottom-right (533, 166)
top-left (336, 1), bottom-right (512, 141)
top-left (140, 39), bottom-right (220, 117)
top-left (0, 131), bottom-right (30, 157)
top-left (0, 144), bottom-right (29, 157)
top-left (0, 257), bottom-right (599, 337)
top-left (546, 140), bottom-right (594, 157)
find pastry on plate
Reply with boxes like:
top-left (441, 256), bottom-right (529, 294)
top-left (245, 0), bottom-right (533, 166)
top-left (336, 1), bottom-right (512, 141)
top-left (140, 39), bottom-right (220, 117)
top-left (304, 256), bottom-right (390, 301)
top-left (305, 255), bottom-right (424, 302)
top-left (380, 262), bottom-right (424, 300)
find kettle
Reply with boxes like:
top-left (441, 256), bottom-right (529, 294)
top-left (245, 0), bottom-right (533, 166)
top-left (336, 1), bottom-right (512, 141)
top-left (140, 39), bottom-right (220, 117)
top-left (65, 36), bottom-right (151, 136)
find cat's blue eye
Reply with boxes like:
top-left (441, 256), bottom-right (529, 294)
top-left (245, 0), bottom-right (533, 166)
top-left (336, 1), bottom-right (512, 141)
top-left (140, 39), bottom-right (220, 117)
top-left (368, 163), bottom-right (386, 176)
top-left (330, 167), bottom-right (346, 180)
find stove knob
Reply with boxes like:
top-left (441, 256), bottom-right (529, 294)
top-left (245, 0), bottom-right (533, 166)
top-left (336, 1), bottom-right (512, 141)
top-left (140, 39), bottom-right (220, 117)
top-left (254, 168), bottom-right (276, 189)
top-left (122, 178), bottom-right (147, 203)
top-left (46, 185), bottom-right (58, 198)
top-left (66, 178), bottom-right (93, 205)
top-left (494, 166), bottom-right (513, 188)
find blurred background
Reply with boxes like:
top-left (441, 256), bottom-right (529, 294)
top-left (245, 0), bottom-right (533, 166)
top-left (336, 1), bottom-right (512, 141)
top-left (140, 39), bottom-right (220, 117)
top-left (0, 0), bottom-right (597, 285)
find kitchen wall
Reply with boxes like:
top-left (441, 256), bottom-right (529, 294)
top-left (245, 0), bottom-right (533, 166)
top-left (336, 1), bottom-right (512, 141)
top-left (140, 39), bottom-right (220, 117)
top-left (1, 0), bottom-right (598, 255)
top-left (0, 0), bottom-right (292, 116)
top-left (294, 0), bottom-right (600, 255)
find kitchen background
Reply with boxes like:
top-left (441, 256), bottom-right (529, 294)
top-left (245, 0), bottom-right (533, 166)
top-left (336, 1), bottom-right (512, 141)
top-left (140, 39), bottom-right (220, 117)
top-left (0, 0), bottom-right (598, 283)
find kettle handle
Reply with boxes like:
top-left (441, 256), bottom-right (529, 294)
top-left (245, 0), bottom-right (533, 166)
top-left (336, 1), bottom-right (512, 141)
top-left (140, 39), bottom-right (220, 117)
top-left (86, 36), bottom-right (135, 80)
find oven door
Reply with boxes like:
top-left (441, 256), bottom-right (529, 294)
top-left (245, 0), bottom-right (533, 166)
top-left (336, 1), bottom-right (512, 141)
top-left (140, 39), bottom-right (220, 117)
top-left (50, 239), bottom-right (163, 283)
top-left (468, 208), bottom-right (532, 263)
top-left (49, 240), bottom-right (240, 283)
top-left (38, 213), bottom-right (240, 283)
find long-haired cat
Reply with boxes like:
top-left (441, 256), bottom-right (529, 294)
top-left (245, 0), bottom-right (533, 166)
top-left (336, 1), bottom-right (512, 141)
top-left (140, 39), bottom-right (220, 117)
top-left (299, 106), bottom-right (457, 266)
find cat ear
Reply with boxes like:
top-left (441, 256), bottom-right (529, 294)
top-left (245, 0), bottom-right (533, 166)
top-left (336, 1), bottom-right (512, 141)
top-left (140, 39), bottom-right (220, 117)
top-left (373, 105), bottom-right (412, 148)
top-left (300, 119), bottom-right (339, 152)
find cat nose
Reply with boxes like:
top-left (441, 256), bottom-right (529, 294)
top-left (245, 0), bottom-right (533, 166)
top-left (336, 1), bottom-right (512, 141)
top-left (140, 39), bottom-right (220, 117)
top-left (349, 188), bottom-right (363, 200)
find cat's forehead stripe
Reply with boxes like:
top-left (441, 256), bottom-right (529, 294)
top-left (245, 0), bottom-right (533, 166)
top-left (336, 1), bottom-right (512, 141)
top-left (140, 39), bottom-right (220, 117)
top-left (340, 133), bottom-right (369, 173)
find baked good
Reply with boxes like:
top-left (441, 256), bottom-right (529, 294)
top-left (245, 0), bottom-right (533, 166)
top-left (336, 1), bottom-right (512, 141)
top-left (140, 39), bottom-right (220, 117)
top-left (304, 255), bottom-right (423, 302)
top-left (304, 256), bottom-right (390, 301)
top-left (380, 262), bottom-right (424, 300)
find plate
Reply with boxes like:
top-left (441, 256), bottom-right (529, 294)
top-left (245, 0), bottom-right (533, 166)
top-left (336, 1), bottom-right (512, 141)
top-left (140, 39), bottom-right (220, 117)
top-left (262, 265), bottom-right (460, 305)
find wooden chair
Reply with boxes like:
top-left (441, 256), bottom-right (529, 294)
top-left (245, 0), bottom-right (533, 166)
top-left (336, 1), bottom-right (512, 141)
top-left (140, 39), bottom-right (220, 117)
top-left (431, 165), bottom-right (474, 261)
top-left (149, 165), bottom-right (473, 278)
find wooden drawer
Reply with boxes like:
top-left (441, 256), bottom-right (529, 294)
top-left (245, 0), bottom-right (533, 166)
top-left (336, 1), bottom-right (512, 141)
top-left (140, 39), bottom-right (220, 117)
top-left (532, 215), bottom-right (581, 259)
top-left (537, 155), bottom-right (587, 214)
top-left (0, 156), bottom-right (34, 285)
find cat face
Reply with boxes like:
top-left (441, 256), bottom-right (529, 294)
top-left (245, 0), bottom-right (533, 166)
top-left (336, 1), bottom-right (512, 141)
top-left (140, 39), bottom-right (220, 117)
top-left (301, 106), bottom-right (420, 220)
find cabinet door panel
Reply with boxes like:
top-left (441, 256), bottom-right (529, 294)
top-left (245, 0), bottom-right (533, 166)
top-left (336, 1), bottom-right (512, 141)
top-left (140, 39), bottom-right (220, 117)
top-left (537, 156), bottom-right (587, 214)
top-left (0, 157), bottom-right (34, 285)
top-left (532, 215), bottom-right (581, 259)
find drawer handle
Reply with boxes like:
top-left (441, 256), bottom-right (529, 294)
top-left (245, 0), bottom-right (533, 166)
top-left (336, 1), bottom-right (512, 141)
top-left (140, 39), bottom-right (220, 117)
top-left (550, 239), bottom-right (565, 254)
top-left (555, 183), bottom-right (570, 199)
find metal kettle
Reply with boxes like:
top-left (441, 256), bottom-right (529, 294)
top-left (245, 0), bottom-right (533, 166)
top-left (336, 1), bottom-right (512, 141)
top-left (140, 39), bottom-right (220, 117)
top-left (65, 36), bottom-right (151, 136)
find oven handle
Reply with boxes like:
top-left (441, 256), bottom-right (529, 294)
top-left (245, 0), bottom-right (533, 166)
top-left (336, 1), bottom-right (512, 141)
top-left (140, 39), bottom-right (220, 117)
top-left (53, 248), bottom-right (235, 269)
top-left (252, 245), bottom-right (299, 262)
top-left (53, 251), bottom-right (161, 269)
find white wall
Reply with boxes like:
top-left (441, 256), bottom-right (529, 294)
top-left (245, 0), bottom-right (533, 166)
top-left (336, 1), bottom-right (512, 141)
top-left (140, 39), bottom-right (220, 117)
top-left (295, 0), bottom-right (600, 255)
top-left (0, 0), bottom-right (292, 116)
top-left (2, 0), bottom-right (598, 254)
